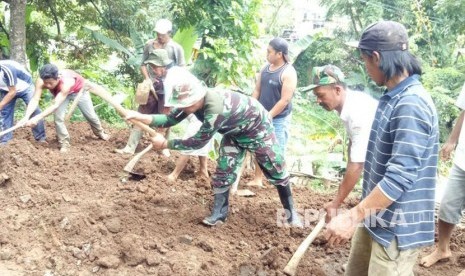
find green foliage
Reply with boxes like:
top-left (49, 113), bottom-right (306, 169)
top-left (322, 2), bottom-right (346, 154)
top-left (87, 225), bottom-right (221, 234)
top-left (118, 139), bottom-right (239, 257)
top-left (172, 0), bottom-right (262, 88)
top-left (172, 27), bottom-right (198, 64)
top-left (422, 66), bottom-right (465, 142)
top-left (68, 63), bottom-right (133, 126)
top-left (293, 36), bottom-right (351, 87)
top-left (321, 0), bottom-right (465, 68)
top-left (288, 91), bottom-right (344, 157)
top-left (288, 34), bottom-right (313, 63)
top-left (0, 3), bottom-right (9, 58)
top-left (259, 0), bottom-right (294, 36)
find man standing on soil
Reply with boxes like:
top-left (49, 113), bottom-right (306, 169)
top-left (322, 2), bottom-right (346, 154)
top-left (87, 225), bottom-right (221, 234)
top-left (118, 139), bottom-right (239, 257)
top-left (115, 18), bottom-right (185, 156)
top-left (134, 49), bottom-right (211, 181)
top-left (324, 21), bottom-right (439, 275)
top-left (420, 82), bottom-right (465, 270)
top-left (20, 64), bottom-right (110, 153)
top-left (246, 37), bottom-right (297, 187)
top-left (124, 65), bottom-right (302, 227)
top-left (0, 60), bottom-right (46, 145)
top-left (303, 64), bottom-right (377, 223)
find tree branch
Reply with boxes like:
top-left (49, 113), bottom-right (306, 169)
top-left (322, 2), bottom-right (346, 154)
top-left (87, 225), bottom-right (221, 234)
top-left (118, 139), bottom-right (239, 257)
top-left (46, 0), bottom-right (61, 36)
top-left (88, 0), bottom-right (123, 42)
top-left (0, 19), bottom-right (9, 39)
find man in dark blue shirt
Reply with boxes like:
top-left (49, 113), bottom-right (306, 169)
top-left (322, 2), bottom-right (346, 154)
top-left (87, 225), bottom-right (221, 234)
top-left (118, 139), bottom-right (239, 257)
top-left (324, 21), bottom-right (439, 275)
top-left (0, 60), bottom-right (46, 144)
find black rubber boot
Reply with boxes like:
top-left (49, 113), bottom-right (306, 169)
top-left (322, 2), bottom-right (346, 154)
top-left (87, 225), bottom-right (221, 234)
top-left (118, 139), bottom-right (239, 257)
top-left (276, 184), bottom-right (303, 227)
top-left (202, 190), bottom-right (230, 226)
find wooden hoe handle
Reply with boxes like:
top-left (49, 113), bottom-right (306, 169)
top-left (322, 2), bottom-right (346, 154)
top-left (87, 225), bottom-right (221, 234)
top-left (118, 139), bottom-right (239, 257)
top-left (283, 215), bottom-right (326, 276)
top-left (89, 88), bottom-right (157, 137)
top-left (0, 123), bottom-right (24, 138)
top-left (65, 90), bottom-right (84, 121)
top-left (123, 144), bottom-right (153, 173)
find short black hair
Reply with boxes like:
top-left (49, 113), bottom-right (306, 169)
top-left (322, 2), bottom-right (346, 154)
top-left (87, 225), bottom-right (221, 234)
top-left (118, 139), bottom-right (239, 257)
top-left (39, 64), bottom-right (59, 80)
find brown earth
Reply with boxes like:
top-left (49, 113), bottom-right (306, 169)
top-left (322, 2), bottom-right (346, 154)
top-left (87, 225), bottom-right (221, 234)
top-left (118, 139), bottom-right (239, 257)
top-left (0, 122), bottom-right (464, 276)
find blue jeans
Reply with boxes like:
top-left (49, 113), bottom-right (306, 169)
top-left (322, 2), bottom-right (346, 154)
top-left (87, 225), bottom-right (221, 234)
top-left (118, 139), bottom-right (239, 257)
top-left (0, 85), bottom-right (46, 144)
top-left (272, 113), bottom-right (291, 156)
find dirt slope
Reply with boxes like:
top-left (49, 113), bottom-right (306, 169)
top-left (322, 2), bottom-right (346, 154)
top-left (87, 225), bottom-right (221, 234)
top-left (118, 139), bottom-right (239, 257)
top-left (0, 122), bottom-right (464, 276)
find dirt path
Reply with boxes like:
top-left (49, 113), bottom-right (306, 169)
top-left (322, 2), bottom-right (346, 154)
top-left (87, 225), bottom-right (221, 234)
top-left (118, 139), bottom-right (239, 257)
top-left (0, 122), bottom-right (464, 276)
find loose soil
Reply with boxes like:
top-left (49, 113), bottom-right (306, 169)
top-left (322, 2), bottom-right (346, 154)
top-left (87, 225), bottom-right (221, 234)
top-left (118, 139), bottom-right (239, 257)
top-left (0, 122), bottom-right (464, 276)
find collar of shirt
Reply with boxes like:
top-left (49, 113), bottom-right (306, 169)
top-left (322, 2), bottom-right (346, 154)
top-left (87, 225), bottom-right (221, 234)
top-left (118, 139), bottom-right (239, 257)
top-left (382, 74), bottom-right (421, 99)
top-left (339, 89), bottom-right (351, 121)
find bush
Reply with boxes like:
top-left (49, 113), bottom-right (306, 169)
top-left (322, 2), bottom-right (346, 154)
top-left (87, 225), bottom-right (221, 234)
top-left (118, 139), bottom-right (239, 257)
top-left (422, 66), bottom-right (465, 142)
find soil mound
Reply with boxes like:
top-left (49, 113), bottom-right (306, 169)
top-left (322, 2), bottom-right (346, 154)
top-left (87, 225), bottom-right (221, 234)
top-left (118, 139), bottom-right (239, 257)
top-left (0, 122), bottom-right (463, 275)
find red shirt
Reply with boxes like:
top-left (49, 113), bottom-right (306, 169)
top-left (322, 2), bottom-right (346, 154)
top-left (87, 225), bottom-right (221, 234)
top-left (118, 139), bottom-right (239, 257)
top-left (49, 69), bottom-right (85, 97)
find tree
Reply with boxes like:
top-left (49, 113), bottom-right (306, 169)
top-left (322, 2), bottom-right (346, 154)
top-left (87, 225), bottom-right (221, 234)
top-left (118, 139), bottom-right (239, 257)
top-left (3, 0), bottom-right (27, 65)
top-left (173, 0), bottom-right (262, 88)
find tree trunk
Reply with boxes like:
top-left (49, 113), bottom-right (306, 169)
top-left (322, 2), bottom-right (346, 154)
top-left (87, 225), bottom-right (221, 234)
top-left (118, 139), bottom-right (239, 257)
top-left (9, 0), bottom-right (27, 67)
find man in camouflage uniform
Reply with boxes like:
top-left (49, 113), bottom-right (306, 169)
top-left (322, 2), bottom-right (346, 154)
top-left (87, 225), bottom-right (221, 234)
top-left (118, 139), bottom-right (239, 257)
top-left (126, 67), bottom-right (302, 227)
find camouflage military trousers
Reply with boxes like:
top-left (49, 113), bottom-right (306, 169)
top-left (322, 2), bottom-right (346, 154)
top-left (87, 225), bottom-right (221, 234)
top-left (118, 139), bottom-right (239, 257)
top-left (213, 132), bottom-right (289, 192)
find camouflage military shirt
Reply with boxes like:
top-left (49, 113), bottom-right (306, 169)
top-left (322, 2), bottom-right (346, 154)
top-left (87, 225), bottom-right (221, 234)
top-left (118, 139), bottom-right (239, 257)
top-left (150, 89), bottom-right (274, 151)
top-left (150, 88), bottom-right (289, 188)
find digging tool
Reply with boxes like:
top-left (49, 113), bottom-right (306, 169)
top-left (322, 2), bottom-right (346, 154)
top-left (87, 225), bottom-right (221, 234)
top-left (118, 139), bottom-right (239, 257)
top-left (65, 89), bottom-right (84, 121)
top-left (283, 214), bottom-right (326, 276)
top-left (89, 87), bottom-right (158, 137)
top-left (89, 87), bottom-right (169, 174)
top-left (0, 123), bottom-right (25, 138)
top-left (123, 144), bottom-right (153, 180)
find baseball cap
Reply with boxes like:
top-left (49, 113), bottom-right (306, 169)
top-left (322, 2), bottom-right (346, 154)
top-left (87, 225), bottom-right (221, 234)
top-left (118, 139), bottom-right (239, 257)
top-left (144, 49), bottom-right (173, 67)
top-left (353, 20), bottom-right (408, 51)
top-left (269, 37), bottom-right (289, 62)
top-left (154, 19), bottom-right (172, 34)
top-left (300, 65), bottom-right (345, 92)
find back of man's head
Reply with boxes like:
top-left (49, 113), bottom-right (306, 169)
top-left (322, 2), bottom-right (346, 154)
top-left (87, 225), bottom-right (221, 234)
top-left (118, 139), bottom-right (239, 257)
top-left (356, 20), bottom-right (422, 78)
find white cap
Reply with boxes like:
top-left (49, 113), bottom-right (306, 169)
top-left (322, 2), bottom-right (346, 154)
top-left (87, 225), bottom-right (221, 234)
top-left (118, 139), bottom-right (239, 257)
top-left (154, 19), bottom-right (172, 34)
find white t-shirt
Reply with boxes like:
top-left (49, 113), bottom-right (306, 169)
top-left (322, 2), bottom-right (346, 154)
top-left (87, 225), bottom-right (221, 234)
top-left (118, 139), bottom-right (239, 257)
top-left (454, 83), bottom-right (465, 170)
top-left (339, 90), bottom-right (378, 163)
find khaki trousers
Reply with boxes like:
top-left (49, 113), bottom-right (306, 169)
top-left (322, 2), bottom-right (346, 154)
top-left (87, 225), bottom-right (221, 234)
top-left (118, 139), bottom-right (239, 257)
top-left (345, 227), bottom-right (419, 276)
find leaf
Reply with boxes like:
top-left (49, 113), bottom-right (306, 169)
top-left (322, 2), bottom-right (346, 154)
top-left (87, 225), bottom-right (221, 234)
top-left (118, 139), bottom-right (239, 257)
top-left (173, 27), bottom-right (198, 64)
top-left (84, 27), bottom-right (134, 57)
top-left (288, 34), bottom-right (313, 63)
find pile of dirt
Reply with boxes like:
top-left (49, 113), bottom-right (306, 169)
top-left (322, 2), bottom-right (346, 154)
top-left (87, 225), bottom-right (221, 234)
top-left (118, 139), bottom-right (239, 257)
top-left (0, 122), bottom-right (464, 275)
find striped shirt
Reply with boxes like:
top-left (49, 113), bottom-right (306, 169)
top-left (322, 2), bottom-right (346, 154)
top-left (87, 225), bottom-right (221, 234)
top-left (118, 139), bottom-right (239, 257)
top-left (362, 74), bottom-right (439, 250)
top-left (0, 60), bottom-right (32, 93)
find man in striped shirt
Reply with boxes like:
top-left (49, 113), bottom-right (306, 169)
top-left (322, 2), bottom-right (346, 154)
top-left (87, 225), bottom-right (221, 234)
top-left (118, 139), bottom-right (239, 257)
top-left (324, 21), bottom-right (439, 275)
top-left (0, 60), bottom-right (46, 144)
